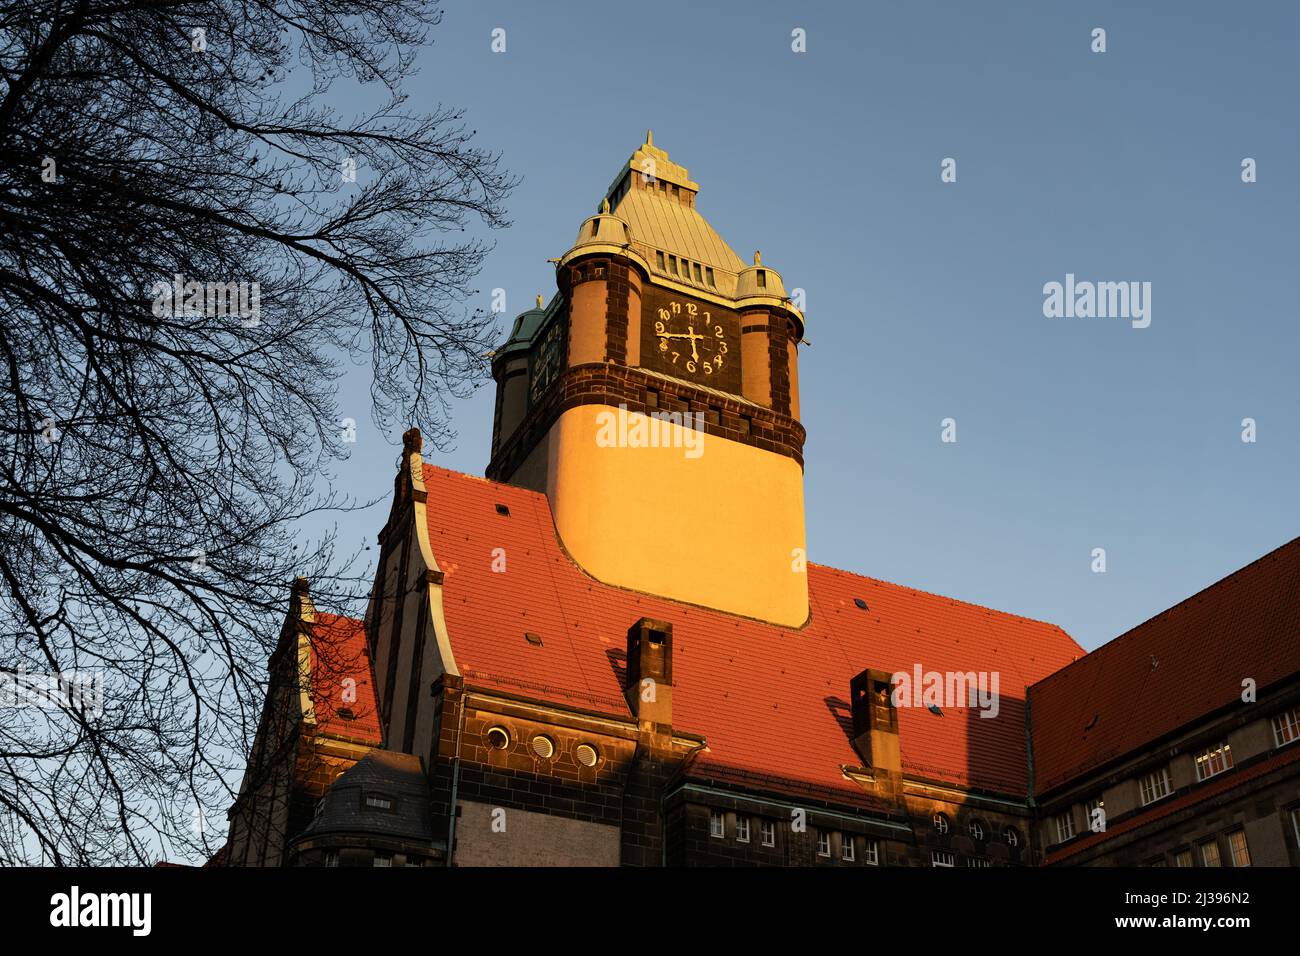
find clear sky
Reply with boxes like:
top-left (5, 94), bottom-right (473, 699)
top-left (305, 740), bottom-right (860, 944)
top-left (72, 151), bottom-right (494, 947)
top-left (319, 0), bottom-right (1298, 652)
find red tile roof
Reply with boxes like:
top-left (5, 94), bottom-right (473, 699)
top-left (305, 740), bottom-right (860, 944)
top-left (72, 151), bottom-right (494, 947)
top-left (1028, 538), bottom-right (1300, 794)
top-left (308, 612), bottom-right (382, 745)
top-left (422, 464), bottom-right (1083, 802)
top-left (1044, 743), bottom-right (1300, 864)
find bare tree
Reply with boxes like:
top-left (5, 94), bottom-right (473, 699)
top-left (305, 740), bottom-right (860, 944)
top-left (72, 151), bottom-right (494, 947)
top-left (0, 0), bottom-right (514, 864)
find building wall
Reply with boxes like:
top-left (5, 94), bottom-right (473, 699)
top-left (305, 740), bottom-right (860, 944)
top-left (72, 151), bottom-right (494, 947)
top-left (543, 403), bottom-right (809, 627)
top-left (453, 801), bottom-right (620, 866)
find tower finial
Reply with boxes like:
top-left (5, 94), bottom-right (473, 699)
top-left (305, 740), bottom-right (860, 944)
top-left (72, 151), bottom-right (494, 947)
top-left (645, 129), bottom-right (653, 147)
top-left (535, 293), bottom-right (544, 309)
top-left (601, 196), bottom-right (610, 213)
top-left (754, 250), bottom-right (762, 265)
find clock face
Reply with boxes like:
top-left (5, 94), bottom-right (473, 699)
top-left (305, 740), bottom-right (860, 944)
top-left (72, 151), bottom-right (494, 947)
top-left (640, 289), bottom-right (740, 392)
top-left (529, 316), bottom-right (564, 406)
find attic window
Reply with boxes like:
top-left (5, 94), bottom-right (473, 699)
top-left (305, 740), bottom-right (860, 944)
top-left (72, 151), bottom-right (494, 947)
top-left (590, 219), bottom-right (600, 237)
top-left (524, 631), bottom-right (544, 646)
top-left (705, 267), bottom-right (716, 287)
top-left (853, 598), bottom-right (869, 610)
top-left (364, 794), bottom-right (393, 811)
top-left (656, 251), bottom-right (666, 271)
top-left (757, 269), bottom-right (767, 289)
top-left (927, 704), bottom-right (944, 717)
top-left (337, 707), bottom-right (355, 720)
top-left (693, 263), bottom-right (703, 283)
top-left (495, 503), bottom-right (510, 517)
top-left (668, 255), bottom-right (678, 275)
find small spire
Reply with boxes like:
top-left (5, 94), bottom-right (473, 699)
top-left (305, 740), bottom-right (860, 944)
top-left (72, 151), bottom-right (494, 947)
top-left (535, 293), bottom-right (544, 308)
top-left (600, 197), bottom-right (610, 214)
top-left (645, 129), bottom-right (653, 147)
top-left (754, 250), bottom-right (762, 265)
top-left (402, 427), bottom-right (422, 455)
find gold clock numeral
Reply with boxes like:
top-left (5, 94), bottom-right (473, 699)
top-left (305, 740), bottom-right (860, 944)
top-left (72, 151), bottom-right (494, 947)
top-left (659, 339), bottom-right (667, 352)
top-left (686, 360), bottom-right (696, 373)
top-left (671, 351), bottom-right (679, 363)
top-left (714, 326), bottom-right (723, 338)
top-left (703, 362), bottom-right (713, 375)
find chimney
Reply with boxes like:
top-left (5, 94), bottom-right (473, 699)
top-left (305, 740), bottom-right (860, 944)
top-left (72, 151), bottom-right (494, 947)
top-left (625, 618), bottom-right (673, 740)
top-left (849, 667), bottom-right (902, 796)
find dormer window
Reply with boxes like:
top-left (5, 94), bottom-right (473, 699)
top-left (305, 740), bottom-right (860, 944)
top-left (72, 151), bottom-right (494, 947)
top-left (590, 218), bottom-right (600, 237)
top-left (364, 794), bottom-right (394, 811)
top-left (656, 251), bottom-right (666, 271)
top-left (757, 269), bottom-right (767, 289)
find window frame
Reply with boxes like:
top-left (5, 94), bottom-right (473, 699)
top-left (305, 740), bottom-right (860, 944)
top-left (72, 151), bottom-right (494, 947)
top-left (1193, 742), bottom-right (1234, 782)
top-left (708, 809), bottom-right (724, 839)
top-left (760, 820), bottom-right (776, 847)
top-left (1054, 810), bottom-right (1075, 844)
top-left (841, 833), bottom-right (855, 861)
top-left (736, 817), bottom-right (750, 844)
top-left (863, 839), bottom-right (879, 866)
top-left (1199, 839), bottom-right (1221, 867)
top-left (816, 831), bottom-right (831, 857)
top-left (1272, 707), bottom-right (1300, 748)
top-left (930, 850), bottom-right (955, 867)
top-left (1139, 767), bottom-right (1172, 806)
top-left (1226, 829), bottom-right (1251, 867)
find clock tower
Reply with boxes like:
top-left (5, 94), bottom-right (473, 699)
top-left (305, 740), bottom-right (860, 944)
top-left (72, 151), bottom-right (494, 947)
top-left (488, 133), bottom-right (808, 627)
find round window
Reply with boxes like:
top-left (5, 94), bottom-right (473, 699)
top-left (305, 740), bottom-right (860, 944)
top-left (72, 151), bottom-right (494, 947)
top-left (575, 743), bottom-right (599, 767)
top-left (531, 735), bottom-right (555, 759)
top-left (485, 726), bottom-right (510, 750)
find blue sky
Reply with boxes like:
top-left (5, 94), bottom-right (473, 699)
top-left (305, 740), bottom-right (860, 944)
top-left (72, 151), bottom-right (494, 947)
top-left (320, 1), bottom-right (1298, 652)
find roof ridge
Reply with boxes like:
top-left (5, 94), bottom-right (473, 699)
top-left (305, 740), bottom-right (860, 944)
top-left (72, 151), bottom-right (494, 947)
top-left (808, 562), bottom-right (1073, 634)
top-left (1031, 535), bottom-right (1299, 690)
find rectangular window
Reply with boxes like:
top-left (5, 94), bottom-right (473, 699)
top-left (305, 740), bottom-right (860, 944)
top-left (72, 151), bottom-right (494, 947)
top-left (668, 255), bottom-right (678, 275)
top-left (1194, 743), bottom-right (1234, 781)
top-left (965, 857), bottom-right (991, 867)
top-left (324, 852), bottom-right (339, 868)
top-left (761, 820), bottom-right (775, 847)
top-left (705, 267), bottom-right (716, 287)
top-left (930, 850), bottom-right (955, 867)
top-left (1054, 810), bottom-right (1075, 844)
top-left (863, 839), bottom-right (879, 865)
top-left (757, 269), bottom-right (767, 289)
top-left (1173, 849), bottom-right (1194, 867)
top-left (656, 251), bottom-right (666, 272)
top-left (693, 263), bottom-right (703, 283)
top-left (365, 795), bottom-right (392, 810)
top-left (816, 831), bottom-right (830, 857)
top-left (1084, 796), bottom-right (1105, 833)
top-left (1273, 707), bottom-right (1300, 747)
top-left (709, 810), bottom-right (724, 838)
top-left (736, 817), bottom-right (750, 843)
top-left (1227, 829), bottom-right (1251, 867)
top-left (841, 834), bottom-right (855, 861)
top-left (1139, 767), bottom-right (1172, 806)
top-left (373, 854), bottom-right (392, 868)
top-left (1200, 839), bottom-right (1221, 867)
